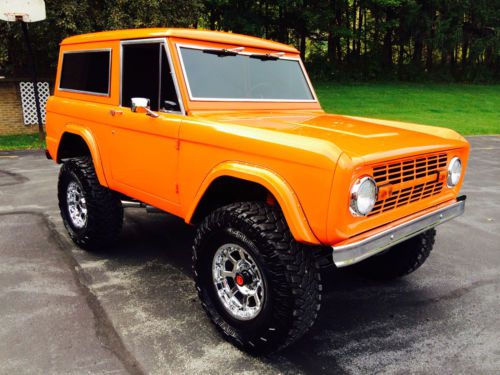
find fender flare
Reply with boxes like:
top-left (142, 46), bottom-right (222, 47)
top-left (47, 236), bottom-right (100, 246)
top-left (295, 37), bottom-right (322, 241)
top-left (185, 161), bottom-right (320, 245)
top-left (58, 124), bottom-right (108, 187)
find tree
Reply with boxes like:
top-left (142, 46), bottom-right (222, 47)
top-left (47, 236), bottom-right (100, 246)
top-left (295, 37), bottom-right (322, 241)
top-left (0, 0), bottom-right (498, 82)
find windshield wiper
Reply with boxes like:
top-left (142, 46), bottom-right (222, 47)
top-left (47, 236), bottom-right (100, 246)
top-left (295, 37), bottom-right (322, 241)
top-left (249, 52), bottom-right (285, 61)
top-left (203, 46), bottom-right (245, 57)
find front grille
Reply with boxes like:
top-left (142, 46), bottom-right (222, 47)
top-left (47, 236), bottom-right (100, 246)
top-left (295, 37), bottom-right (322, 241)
top-left (369, 153), bottom-right (448, 216)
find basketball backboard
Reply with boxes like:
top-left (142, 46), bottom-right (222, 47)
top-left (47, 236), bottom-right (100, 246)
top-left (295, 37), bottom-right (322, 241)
top-left (0, 0), bottom-right (46, 22)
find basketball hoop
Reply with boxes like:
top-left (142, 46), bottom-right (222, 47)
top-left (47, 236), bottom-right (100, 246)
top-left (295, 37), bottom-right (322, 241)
top-left (0, 0), bottom-right (46, 22)
top-left (0, 0), bottom-right (46, 140)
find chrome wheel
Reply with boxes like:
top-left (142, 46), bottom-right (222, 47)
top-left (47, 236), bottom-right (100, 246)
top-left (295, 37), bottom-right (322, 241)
top-left (212, 243), bottom-right (265, 321)
top-left (66, 181), bottom-right (87, 229)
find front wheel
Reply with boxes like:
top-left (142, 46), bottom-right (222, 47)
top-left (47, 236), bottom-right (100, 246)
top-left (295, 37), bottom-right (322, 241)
top-left (193, 202), bottom-right (322, 354)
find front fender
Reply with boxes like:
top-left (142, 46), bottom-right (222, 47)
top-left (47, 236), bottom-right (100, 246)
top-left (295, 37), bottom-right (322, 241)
top-left (185, 161), bottom-right (320, 245)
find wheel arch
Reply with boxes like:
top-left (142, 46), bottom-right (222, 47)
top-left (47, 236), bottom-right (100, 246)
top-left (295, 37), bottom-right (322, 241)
top-left (185, 162), bottom-right (320, 245)
top-left (57, 125), bottom-right (108, 186)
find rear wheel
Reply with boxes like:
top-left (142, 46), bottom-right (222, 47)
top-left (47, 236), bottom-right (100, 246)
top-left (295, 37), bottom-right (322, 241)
top-left (193, 202), bottom-right (322, 354)
top-left (353, 229), bottom-right (436, 280)
top-left (58, 156), bottom-right (123, 250)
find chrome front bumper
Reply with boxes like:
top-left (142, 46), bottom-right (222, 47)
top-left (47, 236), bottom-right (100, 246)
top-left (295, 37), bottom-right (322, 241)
top-left (332, 197), bottom-right (466, 268)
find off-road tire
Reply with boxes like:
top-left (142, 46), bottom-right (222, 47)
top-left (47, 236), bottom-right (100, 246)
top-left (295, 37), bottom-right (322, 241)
top-left (193, 201), bottom-right (322, 355)
top-left (353, 228), bottom-right (436, 280)
top-left (58, 156), bottom-right (123, 250)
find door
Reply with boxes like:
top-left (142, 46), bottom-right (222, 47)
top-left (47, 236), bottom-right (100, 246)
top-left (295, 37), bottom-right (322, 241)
top-left (108, 40), bottom-right (183, 205)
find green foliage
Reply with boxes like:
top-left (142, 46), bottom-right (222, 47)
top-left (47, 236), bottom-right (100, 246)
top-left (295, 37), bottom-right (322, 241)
top-left (0, 0), bottom-right (498, 81)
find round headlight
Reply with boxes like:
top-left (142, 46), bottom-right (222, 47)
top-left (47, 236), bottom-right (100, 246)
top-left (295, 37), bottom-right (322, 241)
top-left (350, 176), bottom-right (378, 217)
top-left (447, 157), bottom-right (462, 187)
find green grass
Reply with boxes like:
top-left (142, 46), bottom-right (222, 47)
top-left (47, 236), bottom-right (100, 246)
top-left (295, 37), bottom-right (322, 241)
top-left (0, 133), bottom-right (45, 151)
top-left (314, 82), bottom-right (500, 135)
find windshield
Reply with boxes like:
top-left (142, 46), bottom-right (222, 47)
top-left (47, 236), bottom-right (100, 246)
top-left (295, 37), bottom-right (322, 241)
top-left (178, 46), bottom-right (315, 101)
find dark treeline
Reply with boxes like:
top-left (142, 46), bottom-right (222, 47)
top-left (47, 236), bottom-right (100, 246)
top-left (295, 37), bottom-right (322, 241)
top-left (0, 0), bottom-right (498, 82)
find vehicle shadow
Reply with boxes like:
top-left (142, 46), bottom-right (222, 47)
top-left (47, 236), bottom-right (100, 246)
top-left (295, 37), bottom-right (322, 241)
top-left (95, 209), bottom-right (447, 374)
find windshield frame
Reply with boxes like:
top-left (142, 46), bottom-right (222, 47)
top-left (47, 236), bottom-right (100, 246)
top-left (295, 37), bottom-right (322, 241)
top-left (176, 43), bottom-right (318, 103)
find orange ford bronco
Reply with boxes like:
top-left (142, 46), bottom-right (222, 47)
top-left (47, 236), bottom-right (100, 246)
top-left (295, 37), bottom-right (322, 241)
top-left (46, 28), bottom-right (469, 354)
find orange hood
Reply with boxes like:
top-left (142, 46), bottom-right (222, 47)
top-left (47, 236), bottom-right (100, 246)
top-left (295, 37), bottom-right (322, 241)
top-left (191, 111), bottom-right (468, 165)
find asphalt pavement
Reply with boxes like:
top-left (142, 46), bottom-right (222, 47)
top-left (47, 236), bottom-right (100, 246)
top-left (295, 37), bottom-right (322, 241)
top-left (0, 136), bottom-right (499, 374)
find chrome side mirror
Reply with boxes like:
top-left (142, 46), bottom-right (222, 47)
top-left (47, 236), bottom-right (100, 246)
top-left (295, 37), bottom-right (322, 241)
top-left (130, 97), bottom-right (159, 118)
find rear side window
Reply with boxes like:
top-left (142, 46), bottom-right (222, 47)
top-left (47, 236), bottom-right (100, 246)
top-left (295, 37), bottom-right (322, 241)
top-left (59, 50), bottom-right (111, 95)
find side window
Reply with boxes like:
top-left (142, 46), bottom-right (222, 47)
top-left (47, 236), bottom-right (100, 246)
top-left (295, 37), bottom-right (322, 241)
top-left (60, 50), bottom-right (110, 95)
top-left (121, 42), bottom-right (180, 112)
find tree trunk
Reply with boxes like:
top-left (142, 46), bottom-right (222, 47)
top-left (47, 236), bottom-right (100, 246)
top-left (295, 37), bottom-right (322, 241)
top-left (336, 2), bottom-right (343, 63)
top-left (363, 8), bottom-right (367, 55)
top-left (328, 31), bottom-right (335, 63)
top-left (374, 13), bottom-right (380, 52)
top-left (327, 0), bottom-right (336, 64)
top-left (352, 0), bottom-right (358, 58)
top-left (345, 1), bottom-right (350, 63)
top-left (398, 43), bottom-right (404, 72)
top-left (382, 13), bottom-right (393, 70)
top-left (300, 32), bottom-right (306, 61)
top-left (278, 5), bottom-right (288, 43)
top-left (413, 38), bottom-right (423, 69)
top-left (357, 3), bottom-right (363, 57)
top-left (426, 43), bottom-right (433, 71)
top-left (461, 34), bottom-right (469, 67)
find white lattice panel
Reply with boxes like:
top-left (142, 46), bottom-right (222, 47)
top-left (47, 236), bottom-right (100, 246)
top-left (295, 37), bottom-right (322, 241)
top-left (19, 81), bottom-right (50, 125)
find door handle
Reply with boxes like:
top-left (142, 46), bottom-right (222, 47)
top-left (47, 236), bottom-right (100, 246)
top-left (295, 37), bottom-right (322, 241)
top-left (110, 109), bottom-right (123, 116)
